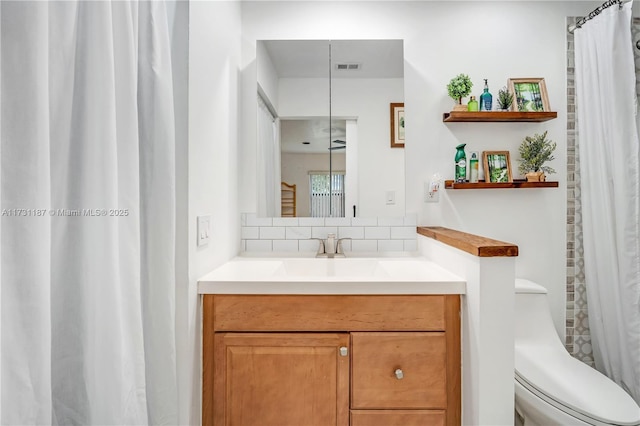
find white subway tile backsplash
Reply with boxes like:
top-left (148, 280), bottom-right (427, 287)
top-left (241, 226), bottom-right (259, 239)
top-left (351, 239), bottom-right (378, 252)
top-left (260, 226), bottom-right (285, 239)
top-left (312, 227), bottom-right (338, 239)
top-left (404, 239), bottom-right (418, 252)
top-left (299, 217), bottom-right (325, 226)
top-left (377, 216), bottom-right (405, 226)
top-left (286, 227), bottom-right (312, 240)
top-left (339, 239), bottom-right (352, 252)
top-left (378, 239), bottom-right (404, 251)
top-left (273, 217), bottom-right (299, 226)
top-left (246, 240), bottom-right (273, 252)
top-left (273, 240), bottom-right (299, 252)
top-left (325, 217), bottom-right (351, 227)
top-left (240, 213), bottom-right (416, 254)
top-left (365, 226), bottom-right (390, 239)
top-left (351, 217), bottom-right (377, 226)
top-left (338, 226), bottom-right (364, 239)
top-left (299, 239), bottom-right (322, 252)
top-left (391, 226), bottom-right (417, 240)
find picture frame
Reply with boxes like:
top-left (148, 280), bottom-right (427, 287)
top-left (390, 103), bottom-right (405, 148)
top-left (483, 151), bottom-right (513, 183)
top-left (507, 78), bottom-right (550, 112)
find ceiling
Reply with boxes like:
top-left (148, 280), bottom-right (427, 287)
top-left (280, 118), bottom-right (347, 154)
top-left (262, 39), bottom-right (404, 79)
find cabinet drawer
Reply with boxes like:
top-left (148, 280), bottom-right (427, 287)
top-left (351, 332), bottom-right (447, 409)
top-left (350, 410), bottom-right (445, 426)
top-left (211, 295), bottom-right (446, 331)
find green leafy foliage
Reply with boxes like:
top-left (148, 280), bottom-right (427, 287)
top-left (518, 131), bottom-right (557, 174)
top-left (497, 86), bottom-right (514, 110)
top-left (447, 74), bottom-right (473, 101)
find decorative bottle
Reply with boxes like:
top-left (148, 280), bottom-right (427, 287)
top-left (469, 151), bottom-right (479, 183)
top-left (467, 96), bottom-right (479, 112)
top-left (479, 79), bottom-right (493, 111)
top-left (455, 143), bottom-right (467, 183)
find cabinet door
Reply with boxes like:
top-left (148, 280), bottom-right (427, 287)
top-left (214, 333), bottom-right (349, 426)
top-left (351, 332), bottom-right (447, 409)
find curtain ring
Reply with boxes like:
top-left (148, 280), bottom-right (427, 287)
top-left (637, 40), bottom-right (640, 50)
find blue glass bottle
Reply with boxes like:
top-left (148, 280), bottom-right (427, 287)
top-left (479, 79), bottom-right (493, 111)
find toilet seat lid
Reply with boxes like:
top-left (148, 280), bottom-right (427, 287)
top-left (515, 345), bottom-right (640, 426)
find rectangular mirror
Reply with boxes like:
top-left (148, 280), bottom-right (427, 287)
top-left (256, 39), bottom-right (405, 218)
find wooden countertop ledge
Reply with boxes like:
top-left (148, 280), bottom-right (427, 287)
top-left (417, 226), bottom-right (518, 258)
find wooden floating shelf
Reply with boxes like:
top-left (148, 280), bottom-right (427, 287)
top-left (444, 179), bottom-right (559, 189)
top-left (442, 111), bottom-right (558, 122)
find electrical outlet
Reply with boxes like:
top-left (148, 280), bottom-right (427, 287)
top-left (197, 215), bottom-right (211, 247)
top-left (425, 181), bottom-right (440, 203)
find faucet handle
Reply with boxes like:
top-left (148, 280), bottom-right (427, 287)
top-left (309, 238), bottom-right (325, 254)
top-left (336, 238), bottom-right (352, 255)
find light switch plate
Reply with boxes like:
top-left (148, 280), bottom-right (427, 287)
top-left (197, 215), bottom-right (211, 247)
top-left (386, 190), bottom-right (396, 205)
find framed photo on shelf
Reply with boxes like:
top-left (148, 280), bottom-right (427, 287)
top-left (483, 151), bottom-right (513, 183)
top-left (507, 78), bottom-right (550, 112)
top-left (390, 103), bottom-right (405, 148)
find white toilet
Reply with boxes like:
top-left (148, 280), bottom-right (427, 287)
top-left (514, 278), bottom-right (640, 426)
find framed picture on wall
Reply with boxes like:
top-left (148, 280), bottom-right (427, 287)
top-left (507, 78), bottom-right (550, 112)
top-left (390, 103), bottom-right (405, 148)
top-left (483, 151), bottom-right (513, 183)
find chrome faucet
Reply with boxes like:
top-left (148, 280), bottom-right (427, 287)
top-left (314, 234), bottom-right (351, 258)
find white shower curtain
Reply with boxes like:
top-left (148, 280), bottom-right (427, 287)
top-left (575, 1), bottom-right (640, 403)
top-left (1, 2), bottom-right (178, 424)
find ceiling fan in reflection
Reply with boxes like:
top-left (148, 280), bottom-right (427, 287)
top-left (328, 139), bottom-right (346, 151)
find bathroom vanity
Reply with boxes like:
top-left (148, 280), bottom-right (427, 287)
top-left (200, 227), bottom-right (520, 426)
top-left (199, 257), bottom-right (465, 426)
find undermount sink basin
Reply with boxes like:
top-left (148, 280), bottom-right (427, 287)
top-left (197, 256), bottom-right (466, 295)
top-left (275, 258), bottom-right (386, 278)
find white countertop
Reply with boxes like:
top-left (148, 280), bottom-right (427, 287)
top-left (197, 256), bottom-right (466, 295)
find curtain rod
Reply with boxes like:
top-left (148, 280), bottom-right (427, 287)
top-left (567, 0), bottom-right (631, 34)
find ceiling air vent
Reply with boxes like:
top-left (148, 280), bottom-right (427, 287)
top-left (335, 63), bottom-right (361, 71)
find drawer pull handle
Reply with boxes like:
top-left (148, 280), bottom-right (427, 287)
top-left (339, 347), bottom-right (348, 357)
top-left (395, 368), bottom-right (404, 380)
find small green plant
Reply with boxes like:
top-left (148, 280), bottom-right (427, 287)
top-left (497, 87), bottom-right (514, 110)
top-left (447, 74), bottom-right (473, 103)
top-left (518, 131), bottom-right (557, 175)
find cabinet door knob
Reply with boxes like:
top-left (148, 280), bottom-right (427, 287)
top-left (395, 368), bottom-right (404, 379)
top-left (339, 347), bottom-right (348, 357)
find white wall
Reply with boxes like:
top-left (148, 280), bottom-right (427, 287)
top-left (188, 1), bottom-right (241, 424)
top-left (240, 0), bottom-right (607, 342)
top-left (256, 40), bottom-right (279, 111)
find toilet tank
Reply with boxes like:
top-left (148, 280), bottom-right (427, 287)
top-left (515, 279), bottom-right (566, 351)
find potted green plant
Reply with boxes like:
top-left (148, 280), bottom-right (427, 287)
top-left (497, 86), bottom-right (514, 111)
top-left (517, 131), bottom-right (557, 182)
top-left (447, 74), bottom-right (473, 111)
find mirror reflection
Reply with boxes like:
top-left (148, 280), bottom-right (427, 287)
top-left (256, 39), bottom-right (405, 218)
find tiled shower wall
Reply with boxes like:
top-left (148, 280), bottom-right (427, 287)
top-left (241, 213), bottom-right (417, 253)
top-left (565, 17), bottom-right (640, 366)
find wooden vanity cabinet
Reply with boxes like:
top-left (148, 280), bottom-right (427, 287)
top-left (203, 295), bottom-right (460, 426)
